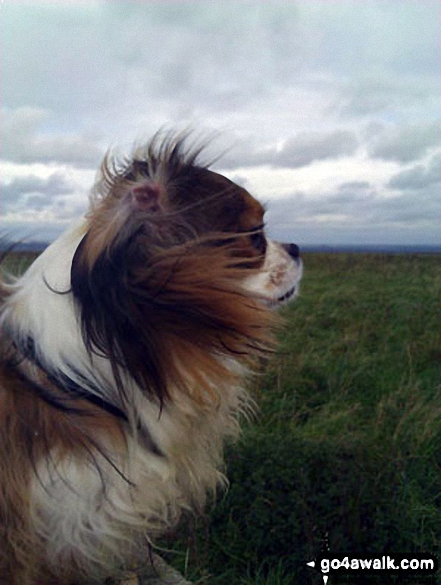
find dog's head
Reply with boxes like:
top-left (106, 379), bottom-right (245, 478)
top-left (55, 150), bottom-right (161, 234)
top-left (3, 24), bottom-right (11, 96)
top-left (70, 133), bottom-right (302, 406)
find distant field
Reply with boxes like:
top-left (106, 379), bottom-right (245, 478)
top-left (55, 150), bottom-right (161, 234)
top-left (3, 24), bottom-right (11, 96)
top-left (2, 252), bottom-right (441, 584)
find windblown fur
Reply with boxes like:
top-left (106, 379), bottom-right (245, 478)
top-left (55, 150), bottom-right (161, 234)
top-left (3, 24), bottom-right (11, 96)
top-left (0, 132), bottom-right (302, 584)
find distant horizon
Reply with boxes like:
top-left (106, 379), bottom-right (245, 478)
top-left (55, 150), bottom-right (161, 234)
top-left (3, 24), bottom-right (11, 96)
top-left (2, 239), bottom-right (440, 255)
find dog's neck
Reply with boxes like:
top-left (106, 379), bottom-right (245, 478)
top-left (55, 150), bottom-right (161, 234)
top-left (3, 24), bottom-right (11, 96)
top-left (6, 333), bottom-right (130, 421)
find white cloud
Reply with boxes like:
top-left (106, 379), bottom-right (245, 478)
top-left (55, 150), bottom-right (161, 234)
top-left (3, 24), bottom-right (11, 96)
top-left (1, 0), bottom-right (440, 246)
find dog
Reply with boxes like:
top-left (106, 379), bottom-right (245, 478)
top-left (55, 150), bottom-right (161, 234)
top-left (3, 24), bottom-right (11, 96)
top-left (0, 132), bottom-right (302, 584)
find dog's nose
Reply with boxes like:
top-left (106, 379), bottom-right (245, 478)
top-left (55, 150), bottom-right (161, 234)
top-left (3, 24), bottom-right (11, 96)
top-left (284, 243), bottom-right (300, 259)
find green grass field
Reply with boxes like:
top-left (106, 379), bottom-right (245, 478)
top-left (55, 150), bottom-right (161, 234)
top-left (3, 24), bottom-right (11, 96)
top-left (3, 252), bottom-right (441, 584)
top-left (162, 253), bottom-right (441, 585)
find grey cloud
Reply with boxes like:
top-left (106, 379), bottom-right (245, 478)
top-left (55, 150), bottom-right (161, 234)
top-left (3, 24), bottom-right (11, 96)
top-left (1, 173), bottom-right (74, 210)
top-left (273, 130), bottom-right (358, 169)
top-left (25, 194), bottom-right (49, 211)
top-left (218, 142), bottom-right (275, 170)
top-left (220, 130), bottom-right (359, 170)
top-left (339, 76), bottom-right (439, 117)
top-left (388, 152), bottom-right (441, 190)
top-left (325, 190), bottom-right (375, 206)
top-left (2, 107), bottom-right (47, 141)
top-left (370, 184), bottom-right (440, 224)
top-left (340, 181), bottom-right (371, 191)
top-left (101, 2), bottom-right (303, 101)
top-left (265, 181), bottom-right (439, 242)
top-left (3, 2), bottom-right (302, 125)
top-left (24, 134), bottom-right (104, 168)
top-left (266, 191), bottom-right (374, 228)
top-left (325, 181), bottom-right (374, 205)
top-left (368, 120), bottom-right (440, 163)
top-left (2, 108), bottom-right (104, 168)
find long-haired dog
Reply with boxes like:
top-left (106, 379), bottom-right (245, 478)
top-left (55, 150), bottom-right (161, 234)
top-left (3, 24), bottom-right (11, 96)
top-left (0, 132), bottom-right (302, 584)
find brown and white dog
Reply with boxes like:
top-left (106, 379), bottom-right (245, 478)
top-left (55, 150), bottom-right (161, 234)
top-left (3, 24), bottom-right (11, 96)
top-left (0, 132), bottom-right (302, 584)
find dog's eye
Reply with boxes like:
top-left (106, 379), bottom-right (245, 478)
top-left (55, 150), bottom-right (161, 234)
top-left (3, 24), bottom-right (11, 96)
top-left (250, 231), bottom-right (267, 254)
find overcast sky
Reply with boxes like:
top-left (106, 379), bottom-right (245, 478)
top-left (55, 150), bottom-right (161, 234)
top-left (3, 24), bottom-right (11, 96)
top-left (1, 0), bottom-right (440, 246)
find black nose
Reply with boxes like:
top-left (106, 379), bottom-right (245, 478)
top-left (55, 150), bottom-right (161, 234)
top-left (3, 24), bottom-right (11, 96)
top-left (284, 243), bottom-right (300, 259)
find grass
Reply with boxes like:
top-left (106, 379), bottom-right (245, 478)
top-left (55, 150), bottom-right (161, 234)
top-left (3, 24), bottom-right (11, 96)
top-left (3, 251), bottom-right (441, 584)
top-left (161, 253), bottom-right (441, 584)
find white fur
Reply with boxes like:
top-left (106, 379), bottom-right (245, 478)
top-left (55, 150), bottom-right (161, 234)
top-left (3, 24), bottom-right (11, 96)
top-left (242, 240), bottom-right (303, 307)
top-left (0, 222), bottom-right (301, 580)
top-left (31, 402), bottom-right (233, 579)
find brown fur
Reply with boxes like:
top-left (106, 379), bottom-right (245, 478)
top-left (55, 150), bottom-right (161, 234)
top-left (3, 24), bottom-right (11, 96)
top-left (0, 344), bottom-right (125, 584)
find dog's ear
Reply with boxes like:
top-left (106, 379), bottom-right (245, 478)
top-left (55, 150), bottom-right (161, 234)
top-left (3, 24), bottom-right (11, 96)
top-left (129, 180), bottom-right (164, 213)
top-left (70, 175), bottom-right (173, 407)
